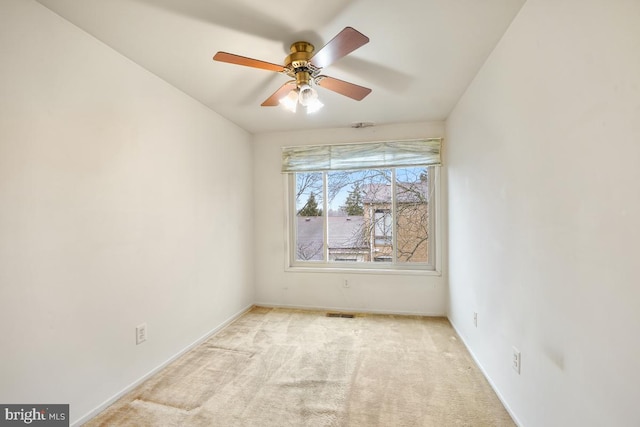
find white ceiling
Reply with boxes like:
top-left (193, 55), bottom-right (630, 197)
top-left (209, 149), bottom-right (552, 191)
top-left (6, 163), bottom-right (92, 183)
top-left (35, 0), bottom-right (525, 134)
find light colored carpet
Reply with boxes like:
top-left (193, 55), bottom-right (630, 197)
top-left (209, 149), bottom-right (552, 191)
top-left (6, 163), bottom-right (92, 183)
top-left (85, 307), bottom-right (515, 426)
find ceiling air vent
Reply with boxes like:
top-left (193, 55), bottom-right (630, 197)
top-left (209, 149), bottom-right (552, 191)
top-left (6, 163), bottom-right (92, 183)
top-left (351, 121), bottom-right (375, 129)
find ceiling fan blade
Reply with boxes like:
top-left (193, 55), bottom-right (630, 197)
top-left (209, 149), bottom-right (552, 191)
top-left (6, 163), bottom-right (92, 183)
top-left (261, 81), bottom-right (297, 106)
top-left (316, 76), bottom-right (372, 101)
top-left (310, 27), bottom-right (369, 69)
top-left (213, 52), bottom-right (285, 72)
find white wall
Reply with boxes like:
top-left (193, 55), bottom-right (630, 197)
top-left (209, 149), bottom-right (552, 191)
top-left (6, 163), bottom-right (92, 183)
top-left (446, 0), bottom-right (640, 426)
top-left (0, 1), bottom-right (254, 424)
top-left (253, 122), bottom-right (447, 316)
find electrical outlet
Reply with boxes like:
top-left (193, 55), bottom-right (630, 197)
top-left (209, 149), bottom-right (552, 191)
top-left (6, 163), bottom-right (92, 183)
top-left (136, 323), bottom-right (147, 345)
top-left (512, 347), bottom-right (521, 374)
top-left (473, 312), bottom-right (478, 327)
top-left (343, 279), bottom-right (350, 288)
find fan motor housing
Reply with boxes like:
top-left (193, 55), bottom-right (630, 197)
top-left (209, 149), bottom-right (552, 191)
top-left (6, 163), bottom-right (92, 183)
top-left (285, 41), bottom-right (317, 88)
top-left (286, 41), bottom-right (314, 69)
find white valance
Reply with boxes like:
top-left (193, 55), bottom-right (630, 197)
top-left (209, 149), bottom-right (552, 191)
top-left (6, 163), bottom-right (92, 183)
top-left (281, 138), bottom-right (442, 173)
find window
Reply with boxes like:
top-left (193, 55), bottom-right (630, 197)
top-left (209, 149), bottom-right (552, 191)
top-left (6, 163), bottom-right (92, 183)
top-left (292, 166), bottom-right (436, 269)
top-left (374, 209), bottom-right (392, 245)
top-left (283, 138), bottom-right (442, 272)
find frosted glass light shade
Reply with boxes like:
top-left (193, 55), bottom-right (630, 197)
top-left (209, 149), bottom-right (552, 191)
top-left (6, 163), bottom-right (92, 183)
top-left (279, 89), bottom-right (298, 113)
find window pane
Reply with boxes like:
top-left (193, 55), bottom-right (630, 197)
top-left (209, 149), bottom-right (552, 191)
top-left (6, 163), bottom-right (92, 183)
top-left (291, 166), bottom-right (436, 270)
top-left (295, 172), bottom-right (324, 261)
top-left (395, 167), bottom-right (430, 263)
top-left (327, 169), bottom-right (391, 262)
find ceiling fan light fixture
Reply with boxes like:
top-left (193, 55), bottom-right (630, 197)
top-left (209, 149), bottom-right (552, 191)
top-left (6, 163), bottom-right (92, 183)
top-left (305, 98), bottom-right (324, 114)
top-left (279, 89), bottom-right (298, 113)
top-left (298, 84), bottom-right (318, 107)
top-left (213, 27), bottom-right (372, 113)
top-left (298, 83), bottom-right (323, 113)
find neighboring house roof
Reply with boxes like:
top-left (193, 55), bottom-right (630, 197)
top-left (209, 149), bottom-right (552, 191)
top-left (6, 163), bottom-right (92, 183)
top-left (297, 216), bottom-right (367, 249)
top-left (361, 182), bottom-right (428, 204)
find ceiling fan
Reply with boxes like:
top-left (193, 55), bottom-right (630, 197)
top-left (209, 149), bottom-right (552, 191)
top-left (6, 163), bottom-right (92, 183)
top-left (213, 27), bottom-right (372, 113)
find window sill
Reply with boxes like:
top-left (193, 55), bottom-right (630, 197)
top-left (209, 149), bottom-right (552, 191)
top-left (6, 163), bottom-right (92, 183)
top-left (285, 264), bottom-right (441, 276)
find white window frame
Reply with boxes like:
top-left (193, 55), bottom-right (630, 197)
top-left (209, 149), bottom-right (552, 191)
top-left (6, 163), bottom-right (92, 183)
top-left (285, 166), bottom-right (441, 275)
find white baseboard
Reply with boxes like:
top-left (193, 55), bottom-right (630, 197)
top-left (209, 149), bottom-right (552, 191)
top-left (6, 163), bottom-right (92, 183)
top-left (448, 319), bottom-right (524, 427)
top-left (72, 304), bottom-right (254, 427)
top-left (254, 301), bottom-right (446, 317)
